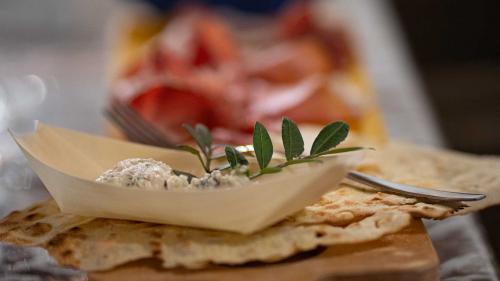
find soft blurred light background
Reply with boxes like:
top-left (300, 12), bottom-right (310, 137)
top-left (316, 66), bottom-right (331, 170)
top-left (391, 0), bottom-right (500, 264)
top-left (0, 0), bottom-right (113, 220)
top-left (0, 0), bottom-right (499, 273)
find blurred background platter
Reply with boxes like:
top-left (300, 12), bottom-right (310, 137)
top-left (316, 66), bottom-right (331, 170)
top-left (106, 1), bottom-right (387, 145)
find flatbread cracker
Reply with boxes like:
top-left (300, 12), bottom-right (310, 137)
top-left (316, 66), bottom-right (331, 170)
top-left (2, 140), bottom-right (498, 270)
top-left (359, 141), bottom-right (500, 212)
top-left (0, 201), bottom-right (93, 245)
top-left (0, 200), bottom-right (410, 270)
top-left (294, 184), bottom-right (454, 225)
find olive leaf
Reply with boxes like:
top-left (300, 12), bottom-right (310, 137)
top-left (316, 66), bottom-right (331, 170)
top-left (282, 117), bottom-right (304, 161)
top-left (316, 146), bottom-right (370, 156)
top-left (182, 123), bottom-right (214, 171)
top-left (176, 144), bottom-right (199, 155)
top-left (182, 124), bottom-right (211, 156)
top-left (310, 121), bottom-right (349, 155)
top-left (253, 122), bottom-right (273, 169)
top-left (182, 124), bottom-right (198, 141)
top-left (176, 144), bottom-right (208, 172)
top-left (224, 146), bottom-right (249, 169)
top-left (195, 124), bottom-right (212, 154)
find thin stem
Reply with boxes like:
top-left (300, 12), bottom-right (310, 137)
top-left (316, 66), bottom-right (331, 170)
top-left (249, 157), bottom-right (320, 179)
top-left (173, 169), bottom-right (197, 183)
top-left (249, 172), bottom-right (264, 180)
top-left (206, 149), bottom-right (212, 172)
top-left (197, 153), bottom-right (209, 173)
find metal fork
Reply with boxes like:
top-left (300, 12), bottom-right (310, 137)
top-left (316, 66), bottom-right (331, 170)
top-left (105, 101), bottom-right (486, 207)
top-left (105, 100), bottom-right (176, 148)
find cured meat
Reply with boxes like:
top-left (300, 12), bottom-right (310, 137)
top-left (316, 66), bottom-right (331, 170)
top-left (113, 2), bottom-right (365, 145)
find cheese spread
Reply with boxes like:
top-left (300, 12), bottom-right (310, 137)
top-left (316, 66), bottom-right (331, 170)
top-left (96, 158), bottom-right (249, 190)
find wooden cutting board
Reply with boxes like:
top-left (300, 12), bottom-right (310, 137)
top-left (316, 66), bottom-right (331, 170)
top-left (90, 219), bottom-right (438, 281)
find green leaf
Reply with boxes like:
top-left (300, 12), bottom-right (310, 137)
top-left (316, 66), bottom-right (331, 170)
top-left (316, 146), bottom-right (370, 156)
top-left (224, 146), bottom-right (249, 169)
top-left (182, 124), bottom-right (201, 147)
top-left (310, 121), bottom-right (349, 155)
top-left (176, 144), bottom-right (199, 155)
top-left (182, 124), bottom-right (196, 137)
top-left (253, 122), bottom-right (273, 169)
top-left (225, 147), bottom-right (238, 168)
top-left (195, 124), bottom-right (212, 154)
top-left (282, 117), bottom-right (304, 161)
top-left (235, 150), bottom-right (249, 166)
top-left (176, 144), bottom-right (208, 172)
top-left (182, 123), bottom-right (212, 156)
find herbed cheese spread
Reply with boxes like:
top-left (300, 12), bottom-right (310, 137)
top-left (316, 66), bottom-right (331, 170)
top-left (96, 158), bottom-right (249, 190)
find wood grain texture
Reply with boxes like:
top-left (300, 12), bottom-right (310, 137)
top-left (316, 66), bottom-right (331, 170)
top-left (90, 219), bottom-right (438, 281)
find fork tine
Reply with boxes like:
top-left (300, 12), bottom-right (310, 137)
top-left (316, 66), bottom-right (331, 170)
top-left (104, 108), bottom-right (149, 144)
top-left (107, 103), bottom-right (169, 147)
top-left (109, 101), bottom-right (174, 148)
top-left (107, 103), bottom-right (161, 146)
top-left (116, 102), bottom-right (176, 148)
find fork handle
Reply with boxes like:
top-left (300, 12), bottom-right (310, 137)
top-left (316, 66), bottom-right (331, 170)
top-left (346, 171), bottom-right (486, 202)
